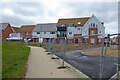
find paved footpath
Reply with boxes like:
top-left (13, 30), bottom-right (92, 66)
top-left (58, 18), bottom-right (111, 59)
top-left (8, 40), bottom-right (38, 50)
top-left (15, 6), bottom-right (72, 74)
top-left (26, 46), bottom-right (79, 78)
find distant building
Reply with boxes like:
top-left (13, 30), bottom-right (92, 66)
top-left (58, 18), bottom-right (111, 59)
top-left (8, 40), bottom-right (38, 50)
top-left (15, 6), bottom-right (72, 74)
top-left (18, 25), bottom-right (36, 40)
top-left (0, 23), bottom-right (15, 41)
top-left (56, 14), bottom-right (105, 45)
top-left (32, 23), bottom-right (57, 43)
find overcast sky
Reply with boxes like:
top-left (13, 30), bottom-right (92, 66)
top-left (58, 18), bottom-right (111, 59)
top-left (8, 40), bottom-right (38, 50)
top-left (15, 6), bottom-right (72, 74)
top-left (0, 0), bottom-right (119, 35)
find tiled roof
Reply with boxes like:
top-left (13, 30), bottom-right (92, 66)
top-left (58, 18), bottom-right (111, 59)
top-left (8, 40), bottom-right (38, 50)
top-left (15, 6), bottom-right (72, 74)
top-left (56, 17), bottom-right (90, 27)
top-left (12, 27), bottom-right (20, 33)
top-left (33, 23), bottom-right (57, 32)
top-left (19, 25), bottom-right (36, 32)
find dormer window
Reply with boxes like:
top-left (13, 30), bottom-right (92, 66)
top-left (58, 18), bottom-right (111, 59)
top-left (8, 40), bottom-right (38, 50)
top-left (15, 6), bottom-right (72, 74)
top-left (78, 22), bottom-right (81, 24)
top-left (69, 23), bottom-right (73, 27)
top-left (60, 24), bottom-right (65, 27)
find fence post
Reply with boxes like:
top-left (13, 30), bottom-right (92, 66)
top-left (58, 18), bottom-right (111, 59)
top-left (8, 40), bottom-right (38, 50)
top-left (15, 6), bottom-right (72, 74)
top-left (62, 37), bottom-right (66, 67)
top-left (51, 38), bottom-right (55, 59)
top-left (99, 34), bottom-right (110, 79)
top-left (47, 38), bottom-right (51, 55)
top-left (57, 37), bottom-right (67, 69)
top-left (99, 38), bottom-right (105, 79)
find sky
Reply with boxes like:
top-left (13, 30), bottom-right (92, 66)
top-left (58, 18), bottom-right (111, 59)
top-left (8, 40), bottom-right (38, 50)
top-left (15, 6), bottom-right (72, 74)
top-left (0, 0), bottom-right (119, 35)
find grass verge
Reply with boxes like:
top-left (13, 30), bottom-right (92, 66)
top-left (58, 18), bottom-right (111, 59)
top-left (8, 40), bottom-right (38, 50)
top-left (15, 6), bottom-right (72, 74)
top-left (2, 44), bottom-right (30, 78)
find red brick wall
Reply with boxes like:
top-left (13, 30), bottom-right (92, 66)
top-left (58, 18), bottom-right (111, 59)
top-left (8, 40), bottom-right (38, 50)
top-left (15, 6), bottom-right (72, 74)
top-left (89, 28), bottom-right (98, 45)
top-left (36, 38), bottom-right (39, 43)
top-left (2, 24), bottom-right (14, 41)
top-left (67, 39), bottom-right (75, 44)
top-left (43, 38), bottom-right (47, 43)
top-left (20, 32), bottom-right (32, 39)
top-left (97, 38), bottom-right (103, 45)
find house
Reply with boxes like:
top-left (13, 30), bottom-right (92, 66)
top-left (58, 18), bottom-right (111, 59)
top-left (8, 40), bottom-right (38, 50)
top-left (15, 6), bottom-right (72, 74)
top-left (0, 23), bottom-right (15, 41)
top-left (32, 23), bottom-right (57, 43)
top-left (56, 14), bottom-right (105, 45)
top-left (19, 25), bottom-right (36, 40)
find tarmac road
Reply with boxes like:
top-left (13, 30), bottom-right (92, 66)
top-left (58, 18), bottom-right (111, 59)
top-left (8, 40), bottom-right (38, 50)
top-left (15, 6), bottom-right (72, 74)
top-left (53, 50), bottom-right (120, 79)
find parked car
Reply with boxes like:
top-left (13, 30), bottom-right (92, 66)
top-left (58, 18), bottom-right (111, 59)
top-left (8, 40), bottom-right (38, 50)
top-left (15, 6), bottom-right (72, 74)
top-left (27, 38), bottom-right (33, 42)
top-left (6, 33), bottom-right (23, 41)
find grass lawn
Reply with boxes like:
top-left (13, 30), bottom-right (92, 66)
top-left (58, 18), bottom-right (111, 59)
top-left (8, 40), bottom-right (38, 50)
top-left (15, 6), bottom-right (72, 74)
top-left (82, 46), bottom-right (120, 57)
top-left (2, 44), bottom-right (30, 78)
top-left (49, 44), bottom-right (102, 51)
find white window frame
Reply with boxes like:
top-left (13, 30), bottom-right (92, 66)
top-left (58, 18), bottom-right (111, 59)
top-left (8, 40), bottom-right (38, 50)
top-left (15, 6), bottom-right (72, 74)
top-left (91, 38), bottom-right (95, 43)
top-left (99, 39), bottom-right (101, 42)
top-left (78, 22), bottom-right (81, 24)
top-left (69, 32), bottom-right (72, 35)
top-left (91, 30), bottom-right (95, 35)
top-left (26, 32), bottom-right (28, 35)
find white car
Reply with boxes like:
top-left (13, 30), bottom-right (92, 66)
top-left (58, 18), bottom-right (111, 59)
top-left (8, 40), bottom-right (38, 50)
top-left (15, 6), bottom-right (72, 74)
top-left (7, 33), bottom-right (23, 41)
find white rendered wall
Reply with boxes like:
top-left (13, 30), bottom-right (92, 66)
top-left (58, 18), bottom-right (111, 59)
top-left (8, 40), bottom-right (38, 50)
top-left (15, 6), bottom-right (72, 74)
top-left (67, 26), bottom-right (82, 39)
top-left (82, 15), bottom-right (105, 38)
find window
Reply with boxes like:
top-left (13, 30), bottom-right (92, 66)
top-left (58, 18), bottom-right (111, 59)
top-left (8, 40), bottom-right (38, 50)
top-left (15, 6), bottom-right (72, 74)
top-left (69, 24), bottom-right (73, 27)
top-left (60, 24), bottom-right (65, 27)
top-left (99, 31), bottom-right (101, 33)
top-left (50, 32), bottom-right (55, 34)
top-left (69, 32), bottom-right (72, 34)
top-left (90, 23), bottom-right (96, 28)
top-left (91, 39), bottom-right (95, 43)
top-left (37, 32), bottom-right (40, 34)
top-left (44, 32), bottom-right (46, 34)
top-left (99, 39), bottom-right (101, 42)
top-left (78, 22), bottom-right (81, 24)
top-left (26, 32), bottom-right (28, 35)
top-left (77, 28), bottom-right (80, 30)
top-left (91, 30), bottom-right (95, 34)
top-left (91, 23), bottom-right (92, 28)
top-left (69, 39), bottom-right (72, 42)
top-left (93, 23), bottom-right (95, 28)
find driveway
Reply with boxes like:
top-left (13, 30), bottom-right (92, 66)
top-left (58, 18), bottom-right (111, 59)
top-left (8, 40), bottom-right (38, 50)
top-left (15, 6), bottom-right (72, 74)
top-left (53, 50), bottom-right (120, 79)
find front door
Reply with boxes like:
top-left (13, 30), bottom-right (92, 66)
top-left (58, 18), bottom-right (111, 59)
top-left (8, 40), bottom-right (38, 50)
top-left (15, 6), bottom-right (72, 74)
top-left (75, 39), bottom-right (78, 44)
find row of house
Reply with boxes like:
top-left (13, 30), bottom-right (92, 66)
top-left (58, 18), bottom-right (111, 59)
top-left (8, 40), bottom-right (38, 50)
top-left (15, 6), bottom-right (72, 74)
top-left (2, 14), bottom-right (118, 45)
